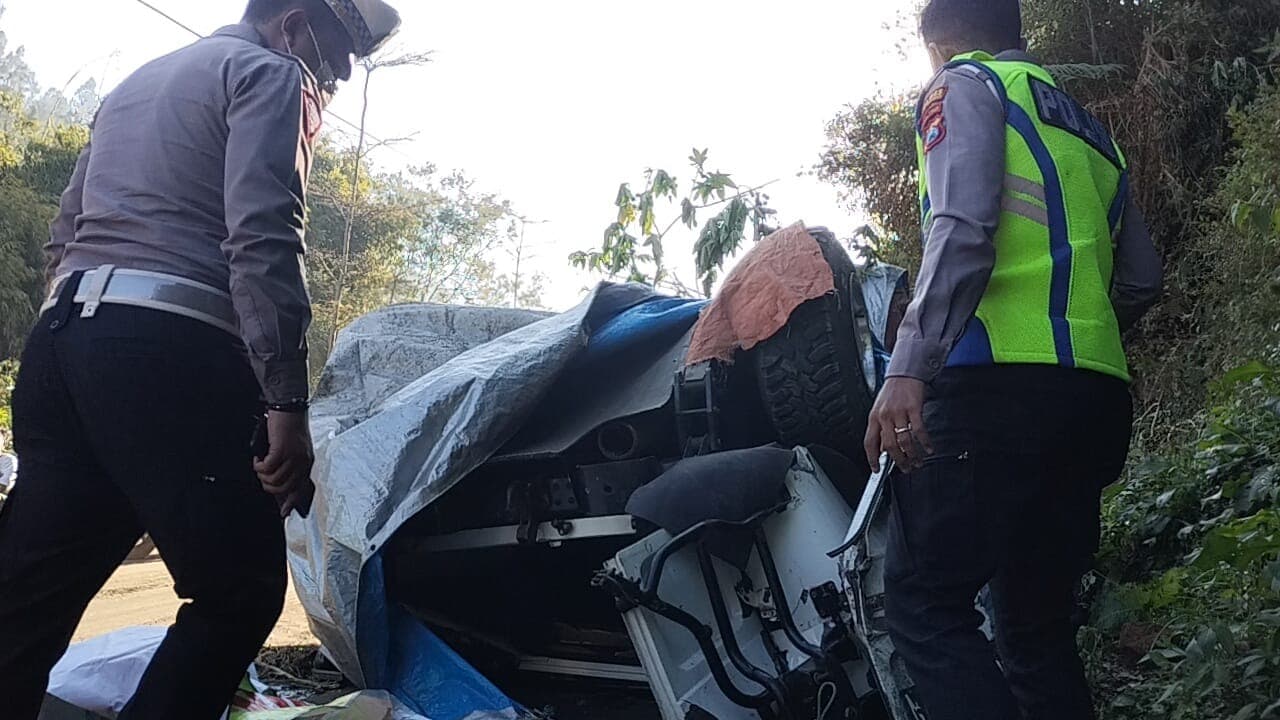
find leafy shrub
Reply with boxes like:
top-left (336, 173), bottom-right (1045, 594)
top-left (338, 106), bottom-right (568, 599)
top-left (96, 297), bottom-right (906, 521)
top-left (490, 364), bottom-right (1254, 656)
top-left (816, 95), bottom-right (922, 271)
top-left (0, 358), bottom-right (16, 437)
top-left (1088, 361), bottom-right (1280, 720)
top-left (1131, 83), bottom-right (1280, 444)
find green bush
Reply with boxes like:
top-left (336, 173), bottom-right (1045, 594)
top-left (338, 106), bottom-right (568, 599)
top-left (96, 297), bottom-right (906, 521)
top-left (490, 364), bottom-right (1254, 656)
top-left (816, 94), bottom-right (922, 272)
top-left (0, 358), bottom-right (16, 437)
top-left (1087, 361), bottom-right (1280, 720)
top-left (1130, 84), bottom-right (1280, 445)
top-left (1080, 78), bottom-right (1280, 720)
top-left (0, 89), bottom-right (87, 360)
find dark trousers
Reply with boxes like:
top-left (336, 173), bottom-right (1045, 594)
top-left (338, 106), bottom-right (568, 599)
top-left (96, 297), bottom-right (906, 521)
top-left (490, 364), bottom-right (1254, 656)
top-left (884, 365), bottom-right (1132, 720)
top-left (0, 280), bottom-right (286, 720)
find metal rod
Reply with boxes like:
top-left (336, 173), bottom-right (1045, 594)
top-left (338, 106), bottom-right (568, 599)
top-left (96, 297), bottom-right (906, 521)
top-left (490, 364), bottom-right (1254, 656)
top-left (760, 618), bottom-right (791, 677)
top-left (600, 574), bottom-right (774, 710)
top-left (697, 545), bottom-right (793, 718)
top-left (753, 528), bottom-right (824, 659)
top-left (754, 528), bottom-right (861, 706)
top-left (639, 502), bottom-right (787, 597)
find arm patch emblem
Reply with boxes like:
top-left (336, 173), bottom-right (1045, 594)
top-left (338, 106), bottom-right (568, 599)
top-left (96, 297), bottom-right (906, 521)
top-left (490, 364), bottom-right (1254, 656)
top-left (923, 86), bottom-right (947, 112)
top-left (920, 86), bottom-right (947, 126)
top-left (923, 113), bottom-right (947, 153)
top-left (919, 85), bottom-right (948, 153)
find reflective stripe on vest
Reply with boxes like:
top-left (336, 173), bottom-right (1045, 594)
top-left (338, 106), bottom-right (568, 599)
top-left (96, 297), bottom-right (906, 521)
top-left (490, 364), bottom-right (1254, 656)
top-left (915, 51), bottom-right (1131, 382)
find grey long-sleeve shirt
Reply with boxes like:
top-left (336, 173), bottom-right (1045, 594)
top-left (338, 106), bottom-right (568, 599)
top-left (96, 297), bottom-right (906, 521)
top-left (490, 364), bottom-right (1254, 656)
top-left (47, 24), bottom-right (320, 404)
top-left (887, 51), bottom-right (1164, 382)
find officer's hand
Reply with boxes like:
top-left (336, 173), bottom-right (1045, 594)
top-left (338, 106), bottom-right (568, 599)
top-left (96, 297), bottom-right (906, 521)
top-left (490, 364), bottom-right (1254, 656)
top-left (864, 377), bottom-right (934, 472)
top-left (279, 477), bottom-right (315, 519)
top-left (254, 410), bottom-right (315, 516)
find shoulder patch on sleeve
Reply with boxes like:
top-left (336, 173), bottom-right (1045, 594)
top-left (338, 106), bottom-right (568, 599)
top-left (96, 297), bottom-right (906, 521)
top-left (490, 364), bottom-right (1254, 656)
top-left (920, 85), bottom-right (947, 126)
top-left (302, 90), bottom-right (323, 146)
top-left (920, 85), bottom-right (948, 153)
top-left (923, 86), bottom-right (948, 112)
top-left (922, 112), bottom-right (947, 153)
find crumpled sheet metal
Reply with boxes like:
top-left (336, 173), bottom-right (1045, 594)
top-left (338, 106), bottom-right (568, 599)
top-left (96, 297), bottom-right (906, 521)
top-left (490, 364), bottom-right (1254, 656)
top-left (286, 285), bottom-right (656, 690)
top-left (685, 222), bottom-right (836, 366)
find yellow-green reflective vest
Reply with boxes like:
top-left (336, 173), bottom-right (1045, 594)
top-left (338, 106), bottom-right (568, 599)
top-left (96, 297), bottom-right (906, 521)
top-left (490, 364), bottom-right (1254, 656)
top-left (916, 51), bottom-right (1131, 382)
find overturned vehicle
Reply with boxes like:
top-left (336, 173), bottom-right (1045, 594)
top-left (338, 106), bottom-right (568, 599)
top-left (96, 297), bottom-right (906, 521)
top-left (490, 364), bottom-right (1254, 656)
top-left (290, 224), bottom-right (922, 719)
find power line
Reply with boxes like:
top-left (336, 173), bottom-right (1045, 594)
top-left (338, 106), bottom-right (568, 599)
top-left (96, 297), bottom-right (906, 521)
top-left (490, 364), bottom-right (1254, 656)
top-left (125, 0), bottom-right (397, 149)
top-left (132, 0), bottom-right (202, 39)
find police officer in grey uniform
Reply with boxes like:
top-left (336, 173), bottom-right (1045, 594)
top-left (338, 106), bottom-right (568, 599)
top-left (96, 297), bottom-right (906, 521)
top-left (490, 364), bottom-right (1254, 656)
top-left (0, 1), bottom-right (399, 718)
top-left (864, 1), bottom-right (1163, 718)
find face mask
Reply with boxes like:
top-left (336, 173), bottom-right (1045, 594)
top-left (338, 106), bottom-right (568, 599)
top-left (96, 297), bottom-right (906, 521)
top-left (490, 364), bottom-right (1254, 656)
top-left (283, 16), bottom-right (339, 99)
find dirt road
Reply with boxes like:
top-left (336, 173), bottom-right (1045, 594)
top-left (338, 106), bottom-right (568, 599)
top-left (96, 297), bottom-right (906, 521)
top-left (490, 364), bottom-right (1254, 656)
top-left (73, 557), bottom-right (315, 646)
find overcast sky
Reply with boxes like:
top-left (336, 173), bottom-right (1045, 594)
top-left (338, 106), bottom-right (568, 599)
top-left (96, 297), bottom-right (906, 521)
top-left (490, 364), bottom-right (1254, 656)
top-left (2, 0), bottom-right (928, 309)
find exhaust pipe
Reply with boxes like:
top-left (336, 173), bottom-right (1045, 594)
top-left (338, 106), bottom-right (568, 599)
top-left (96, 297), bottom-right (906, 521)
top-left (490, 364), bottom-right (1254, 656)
top-left (597, 422), bottom-right (640, 461)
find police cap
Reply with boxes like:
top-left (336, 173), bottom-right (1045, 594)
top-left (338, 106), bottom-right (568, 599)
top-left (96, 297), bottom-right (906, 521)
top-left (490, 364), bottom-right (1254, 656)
top-left (321, 0), bottom-right (401, 58)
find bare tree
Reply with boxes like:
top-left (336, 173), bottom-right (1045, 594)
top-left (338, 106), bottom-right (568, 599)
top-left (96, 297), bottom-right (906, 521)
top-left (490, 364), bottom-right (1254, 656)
top-left (510, 215), bottom-right (548, 308)
top-left (329, 49), bottom-right (432, 348)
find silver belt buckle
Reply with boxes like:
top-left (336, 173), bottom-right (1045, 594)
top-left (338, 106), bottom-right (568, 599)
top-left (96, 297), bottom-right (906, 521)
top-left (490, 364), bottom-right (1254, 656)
top-left (80, 265), bottom-right (116, 319)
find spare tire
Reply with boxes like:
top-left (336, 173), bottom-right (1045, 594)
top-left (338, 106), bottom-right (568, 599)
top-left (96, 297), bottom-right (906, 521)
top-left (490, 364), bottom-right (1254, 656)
top-left (753, 231), bottom-right (874, 464)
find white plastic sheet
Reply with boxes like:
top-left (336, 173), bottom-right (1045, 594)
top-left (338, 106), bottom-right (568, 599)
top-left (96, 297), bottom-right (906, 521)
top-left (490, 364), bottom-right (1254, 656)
top-left (47, 626), bottom-right (166, 718)
top-left (44, 627), bottom-right (431, 720)
top-left (286, 285), bottom-right (656, 689)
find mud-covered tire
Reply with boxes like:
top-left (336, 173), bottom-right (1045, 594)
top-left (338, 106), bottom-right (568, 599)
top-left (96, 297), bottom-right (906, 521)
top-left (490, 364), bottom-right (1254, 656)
top-left (753, 234), bottom-right (873, 463)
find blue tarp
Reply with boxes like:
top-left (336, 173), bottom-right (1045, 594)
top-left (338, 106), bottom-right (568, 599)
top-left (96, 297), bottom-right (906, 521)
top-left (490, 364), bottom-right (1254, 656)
top-left (581, 296), bottom-right (706, 364)
top-left (358, 556), bottom-right (517, 720)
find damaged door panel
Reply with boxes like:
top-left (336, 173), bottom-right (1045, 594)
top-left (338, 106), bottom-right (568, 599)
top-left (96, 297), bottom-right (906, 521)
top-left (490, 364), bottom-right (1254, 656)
top-left (598, 447), bottom-right (876, 720)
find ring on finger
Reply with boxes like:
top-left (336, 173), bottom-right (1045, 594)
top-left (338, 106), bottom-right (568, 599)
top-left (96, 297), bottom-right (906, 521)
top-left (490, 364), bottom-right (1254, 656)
top-left (888, 430), bottom-right (907, 457)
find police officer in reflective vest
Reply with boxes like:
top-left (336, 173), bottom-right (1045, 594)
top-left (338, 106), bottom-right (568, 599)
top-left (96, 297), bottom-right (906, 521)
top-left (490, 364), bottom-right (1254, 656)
top-left (0, 1), bottom-right (399, 718)
top-left (864, 1), bottom-right (1163, 718)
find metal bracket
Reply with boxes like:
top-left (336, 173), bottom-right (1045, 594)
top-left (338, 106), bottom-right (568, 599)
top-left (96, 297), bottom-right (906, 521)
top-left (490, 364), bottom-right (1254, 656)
top-left (829, 456), bottom-right (895, 558)
top-left (809, 581), bottom-right (847, 621)
top-left (79, 264), bottom-right (115, 319)
top-left (411, 514), bottom-right (636, 553)
top-left (674, 361), bottom-right (723, 457)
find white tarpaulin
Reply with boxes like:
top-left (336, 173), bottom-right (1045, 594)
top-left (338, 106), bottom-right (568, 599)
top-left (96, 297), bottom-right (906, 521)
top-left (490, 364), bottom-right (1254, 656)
top-left (44, 627), bottom-right (421, 720)
top-left (47, 626), bottom-right (166, 718)
top-left (285, 285), bottom-right (659, 713)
